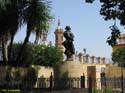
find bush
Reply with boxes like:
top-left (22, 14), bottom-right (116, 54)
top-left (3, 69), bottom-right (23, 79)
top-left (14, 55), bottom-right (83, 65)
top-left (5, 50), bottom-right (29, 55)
top-left (9, 43), bottom-right (63, 67)
top-left (33, 45), bottom-right (63, 67)
top-left (0, 67), bottom-right (37, 91)
top-left (9, 43), bottom-right (33, 67)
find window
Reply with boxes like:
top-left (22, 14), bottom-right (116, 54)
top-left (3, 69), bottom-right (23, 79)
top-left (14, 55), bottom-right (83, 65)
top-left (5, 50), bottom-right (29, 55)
top-left (56, 36), bottom-right (58, 41)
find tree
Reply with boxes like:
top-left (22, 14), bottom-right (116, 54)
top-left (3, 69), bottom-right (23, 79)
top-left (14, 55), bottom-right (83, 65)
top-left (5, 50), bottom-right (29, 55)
top-left (16, 0), bottom-right (53, 63)
top-left (85, 0), bottom-right (125, 47)
top-left (9, 43), bottom-right (33, 67)
top-left (112, 46), bottom-right (125, 67)
top-left (0, 0), bottom-right (20, 63)
top-left (34, 21), bottom-right (50, 45)
top-left (33, 45), bottom-right (63, 67)
top-left (112, 45), bottom-right (125, 93)
top-left (9, 43), bottom-right (63, 67)
top-left (0, 0), bottom-right (53, 64)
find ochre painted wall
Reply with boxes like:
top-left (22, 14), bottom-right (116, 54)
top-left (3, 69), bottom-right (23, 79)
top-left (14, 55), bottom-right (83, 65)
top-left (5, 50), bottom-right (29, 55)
top-left (106, 65), bottom-right (125, 77)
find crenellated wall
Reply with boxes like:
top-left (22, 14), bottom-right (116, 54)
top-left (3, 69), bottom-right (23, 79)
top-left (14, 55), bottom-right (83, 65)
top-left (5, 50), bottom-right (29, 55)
top-left (78, 53), bottom-right (108, 64)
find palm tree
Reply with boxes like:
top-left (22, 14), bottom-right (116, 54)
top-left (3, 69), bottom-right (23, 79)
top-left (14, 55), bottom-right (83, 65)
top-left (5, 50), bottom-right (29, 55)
top-left (0, 0), bottom-right (20, 63)
top-left (16, 0), bottom-right (53, 63)
top-left (0, 0), bottom-right (53, 64)
top-left (34, 22), bottom-right (50, 45)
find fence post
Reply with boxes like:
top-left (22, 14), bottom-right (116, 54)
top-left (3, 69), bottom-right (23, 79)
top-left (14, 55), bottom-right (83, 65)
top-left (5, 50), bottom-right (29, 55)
top-left (50, 72), bottom-right (53, 91)
top-left (114, 76), bottom-right (116, 89)
top-left (104, 76), bottom-right (107, 93)
top-left (81, 73), bottom-right (85, 88)
top-left (88, 75), bottom-right (92, 93)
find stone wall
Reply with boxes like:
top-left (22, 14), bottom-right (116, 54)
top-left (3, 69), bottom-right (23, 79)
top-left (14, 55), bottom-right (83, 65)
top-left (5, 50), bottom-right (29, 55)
top-left (38, 66), bottom-right (54, 78)
top-left (106, 65), bottom-right (125, 77)
top-left (54, 61), bottom-right (85, 78)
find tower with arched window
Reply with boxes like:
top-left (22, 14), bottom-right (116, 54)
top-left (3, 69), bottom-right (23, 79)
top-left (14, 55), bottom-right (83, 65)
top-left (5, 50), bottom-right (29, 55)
top-left (54, 19), bottom-right (64, 52)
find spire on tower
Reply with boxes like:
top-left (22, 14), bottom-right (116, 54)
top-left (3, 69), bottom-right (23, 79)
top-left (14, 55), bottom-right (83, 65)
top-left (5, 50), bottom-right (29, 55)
top-left (58, 19), bottom-right (61, 26)
top-left (57, 19), bottom-right (61, 29)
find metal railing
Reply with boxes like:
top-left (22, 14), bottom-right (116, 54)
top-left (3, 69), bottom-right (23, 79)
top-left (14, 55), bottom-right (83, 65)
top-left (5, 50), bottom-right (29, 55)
top-left (0, 76), bottom-right (125, 93)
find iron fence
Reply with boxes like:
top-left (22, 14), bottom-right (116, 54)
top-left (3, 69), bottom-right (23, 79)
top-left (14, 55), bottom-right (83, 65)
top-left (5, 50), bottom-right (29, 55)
top-left (36, 77), bottom-right (82, 91)
top-left (0, 76), bottom-right (125, 93)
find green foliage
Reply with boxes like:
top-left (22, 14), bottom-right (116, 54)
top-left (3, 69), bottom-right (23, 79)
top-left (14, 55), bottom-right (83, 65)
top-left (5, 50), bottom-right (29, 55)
top-left (0, 0), bottom-right (53, 63)
top-left (92, 87), bottom-right (112, 93)
top-left (85, 0), bottom-right (94, 3)
top-left (2, 66), bottom-right (37, 91)
top-left (107, 25), bottom-right (120, 47)
top-left (9, 43), bottom-right (34, 67)
top-left (85, 0), bottom-right (125, 47)
top-left (85, 0), bottom-right (125, 25)
top-left (33, 45), bottom-right (63, 67)
top-left (9, 43), bottom-right (63, 67)
top-left (112, 46), bottom-right (125, 67)
top-left (16, 0), bottom-right (53, 63)
top-left (102, 87), bottom-right (112, 93)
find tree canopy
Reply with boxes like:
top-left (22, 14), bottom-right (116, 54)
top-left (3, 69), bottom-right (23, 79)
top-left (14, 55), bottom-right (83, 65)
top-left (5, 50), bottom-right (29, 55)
top-left (85, 0), bottom-right (125, 47)
top-left (33, 45), bottom-right (63, 67)
top-left (0, 0), bottom-right (53, 63)
top-left (6, 43), bottom-right (63, 67)
top-left (112, 46), bottom-right (125, 67)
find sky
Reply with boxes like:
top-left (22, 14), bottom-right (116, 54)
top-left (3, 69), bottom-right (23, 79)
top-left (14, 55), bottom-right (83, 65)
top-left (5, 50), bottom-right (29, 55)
top-left (48, 0), bottom-right (113, 58)
top-left (15, 0), bottom-right (123, 59)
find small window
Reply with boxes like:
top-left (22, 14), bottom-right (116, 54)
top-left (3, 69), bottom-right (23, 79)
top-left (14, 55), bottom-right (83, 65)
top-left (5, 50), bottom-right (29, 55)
top-left (56, 36), bottom-right (58, 41)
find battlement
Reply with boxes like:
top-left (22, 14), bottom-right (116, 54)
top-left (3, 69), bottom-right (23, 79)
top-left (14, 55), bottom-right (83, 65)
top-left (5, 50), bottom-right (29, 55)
top-left (77, 53), bottom-right (109, 65)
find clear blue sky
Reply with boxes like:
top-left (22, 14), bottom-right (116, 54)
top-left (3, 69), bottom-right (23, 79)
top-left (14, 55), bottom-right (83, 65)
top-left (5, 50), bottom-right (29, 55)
top-left (15, 0), bottom-right (122, 58)
top-left (49, 0), bottom-right (113, 58)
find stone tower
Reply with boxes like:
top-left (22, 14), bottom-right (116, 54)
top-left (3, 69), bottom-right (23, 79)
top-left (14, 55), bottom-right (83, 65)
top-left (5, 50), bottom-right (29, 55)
top-left (54, 19), bottom-right (64, 52)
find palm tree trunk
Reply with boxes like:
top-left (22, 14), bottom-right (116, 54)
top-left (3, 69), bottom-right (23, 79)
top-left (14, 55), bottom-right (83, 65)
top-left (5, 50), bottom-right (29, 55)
top-left (8, 35), bottom-right (14, 62)
top-left (34, 33), bottom-right (39, 46)
top-left (16, 28), bottom-right (31, 64)
top-left (2, 36), bottom-right (8, 64)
